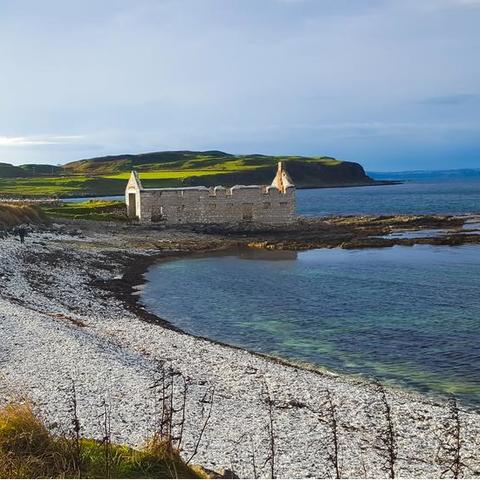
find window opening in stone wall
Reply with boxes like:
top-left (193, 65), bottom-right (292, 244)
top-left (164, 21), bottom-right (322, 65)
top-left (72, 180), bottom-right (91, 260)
top-left (242, 203), bottom-right (254, 221)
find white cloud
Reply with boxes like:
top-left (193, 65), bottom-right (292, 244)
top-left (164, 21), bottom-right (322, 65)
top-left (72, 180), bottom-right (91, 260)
top-left (0, 135), bottom-right (85, 147)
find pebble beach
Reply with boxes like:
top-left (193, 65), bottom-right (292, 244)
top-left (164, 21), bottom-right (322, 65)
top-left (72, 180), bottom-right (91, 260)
top-left (0, 221), bottom-right (479, 478)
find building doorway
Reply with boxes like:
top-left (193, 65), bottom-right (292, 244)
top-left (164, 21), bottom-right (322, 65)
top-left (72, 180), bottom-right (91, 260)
top-left (128, 193), bottom-right (137, 218)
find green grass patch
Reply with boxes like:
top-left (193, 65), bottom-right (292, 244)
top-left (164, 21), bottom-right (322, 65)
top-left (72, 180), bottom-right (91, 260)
top-left (43, 200), bottom-right (127, 221)
top-left (104, 169), bottom-right (232, 180)
top-left (0, 176), bottom-right (127, 198)
top-left (0, 402), bottom-right (202, 478)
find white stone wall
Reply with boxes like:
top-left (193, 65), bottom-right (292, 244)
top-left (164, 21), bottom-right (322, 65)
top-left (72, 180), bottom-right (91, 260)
top-left (140, 185), bottom-right (295, 225)
top-left (125, 169), bottom-right (296, 225)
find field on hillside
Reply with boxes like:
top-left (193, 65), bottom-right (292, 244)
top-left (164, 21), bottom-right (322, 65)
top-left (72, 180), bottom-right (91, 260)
top-left (0, 170), bottom-right (237, 197)
top-left (0, 176), bottom-right (124, 197)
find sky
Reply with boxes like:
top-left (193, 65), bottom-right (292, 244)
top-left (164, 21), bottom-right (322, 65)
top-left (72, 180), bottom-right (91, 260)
top-left (1, 0), bottom-right (479, 171)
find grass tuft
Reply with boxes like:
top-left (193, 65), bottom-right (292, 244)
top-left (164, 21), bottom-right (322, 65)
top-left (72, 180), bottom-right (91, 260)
top-left (0, 204), bottom-right (48, 228)
top-left (0, 402), bottom-right (203, 479)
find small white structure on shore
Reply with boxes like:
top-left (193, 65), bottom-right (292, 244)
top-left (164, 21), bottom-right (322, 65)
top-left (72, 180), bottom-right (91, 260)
top-left (125, 161), bottom-right (295, 225)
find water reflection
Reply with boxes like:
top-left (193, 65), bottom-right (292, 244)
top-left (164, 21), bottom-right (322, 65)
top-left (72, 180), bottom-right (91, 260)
top-left (237, 248), bottom-right (298, 261)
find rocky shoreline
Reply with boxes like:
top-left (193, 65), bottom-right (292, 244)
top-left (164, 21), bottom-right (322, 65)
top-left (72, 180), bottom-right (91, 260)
top-left (0, 217), bottom-right (479, 478)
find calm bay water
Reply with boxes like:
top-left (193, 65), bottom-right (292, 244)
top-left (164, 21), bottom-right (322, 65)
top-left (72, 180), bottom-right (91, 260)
top-left (297, 179), bottom-right (480, 216)
top-left (141, 245), bottom-right (480, 406)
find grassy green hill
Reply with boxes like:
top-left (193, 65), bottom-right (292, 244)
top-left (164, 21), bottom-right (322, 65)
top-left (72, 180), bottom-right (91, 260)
top-left (64, 150), bottom-right (343, 176)
top-left (0, 150), bottom-right (375, 198)
top-left (0, 163), bottom-right (29, 178)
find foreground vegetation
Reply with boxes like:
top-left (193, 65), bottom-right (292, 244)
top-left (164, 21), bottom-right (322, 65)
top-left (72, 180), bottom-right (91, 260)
top-left (0, 403), bottom-right (202, 479)
top-left (0, 204), bottom-right (47, 228)
top-left (0, 150), bottom-right (373, 198)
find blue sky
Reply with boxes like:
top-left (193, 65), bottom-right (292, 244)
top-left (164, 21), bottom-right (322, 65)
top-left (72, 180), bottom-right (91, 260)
top-left (1, 0), bottom-right (479, 171)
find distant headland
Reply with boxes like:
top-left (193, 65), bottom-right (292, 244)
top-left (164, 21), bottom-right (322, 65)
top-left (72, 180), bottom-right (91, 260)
top-left (0, 150), bottom-right (396, 198)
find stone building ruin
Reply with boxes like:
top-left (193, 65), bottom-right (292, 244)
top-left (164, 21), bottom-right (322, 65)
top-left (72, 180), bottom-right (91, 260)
top-left (125, 162), bottom-right (295, 224)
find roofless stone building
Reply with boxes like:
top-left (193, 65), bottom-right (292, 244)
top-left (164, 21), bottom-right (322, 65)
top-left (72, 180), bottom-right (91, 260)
top-left (125, 161), bottom-right (295, 224)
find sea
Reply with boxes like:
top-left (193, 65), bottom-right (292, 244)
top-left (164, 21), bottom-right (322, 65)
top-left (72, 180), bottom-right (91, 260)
top-left (138, 175), bottom-right (480, 406)
top-left (297, 178), bottom-right (480, 217)
top-left (69, 177), bottom-right (480, 217)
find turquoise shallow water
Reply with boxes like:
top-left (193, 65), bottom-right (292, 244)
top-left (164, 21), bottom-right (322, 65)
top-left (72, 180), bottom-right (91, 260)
top-left (141, 245), bottom-right (480, 406)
